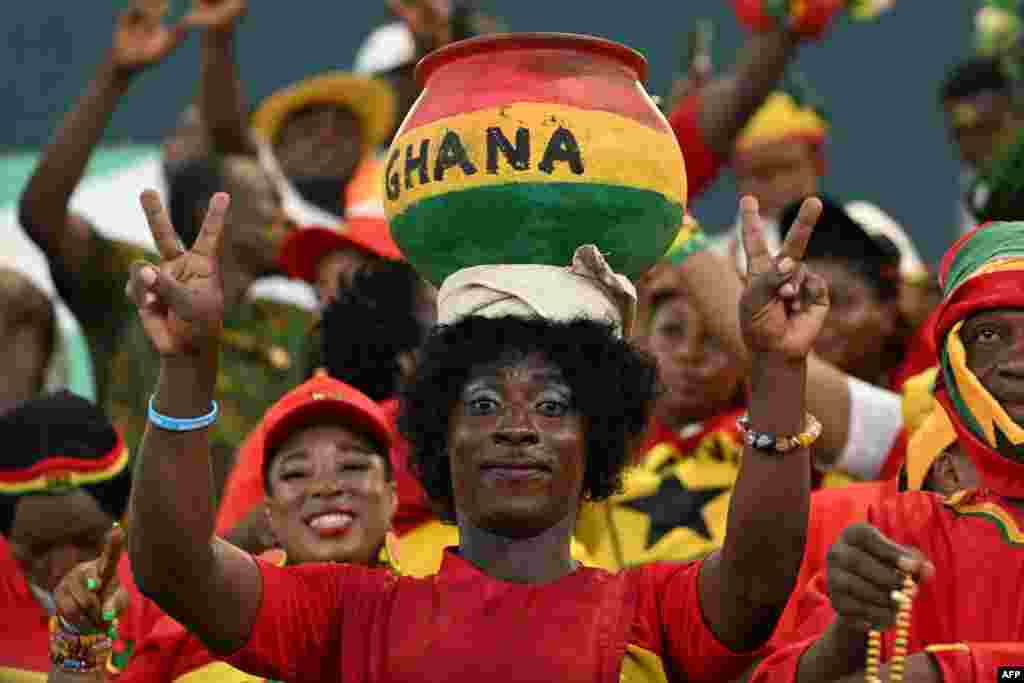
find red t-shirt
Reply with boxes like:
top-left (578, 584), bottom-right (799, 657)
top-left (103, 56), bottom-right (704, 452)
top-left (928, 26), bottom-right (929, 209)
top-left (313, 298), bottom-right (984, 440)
top-left (222, 549), bottom-right (765, 683)
top-left (753, 490), bottom-right (1024, 683)
top-left (0, 536), bottom-right (161, 678)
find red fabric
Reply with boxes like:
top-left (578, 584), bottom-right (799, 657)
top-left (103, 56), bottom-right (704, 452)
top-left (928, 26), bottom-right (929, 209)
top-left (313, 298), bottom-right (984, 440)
top-left (773, 481), bottom-right (897, 641)
top-left (0, 537), bottom-right (160, 675)
top-left (933, 642), bottom-right (1024, 683)
top-left (890, 309), bottom-right (940, 393)
top-left (934, 271), bottom-right (1024, 348)
top-left (877, 427), bottom-right (909, 482)
top-left (729, 0), bottom-right (844, 40)
top-left (666, 92), bottom-right (724, 202)
top-left (216, 399), bottom-right (435, 538)
top-left (224, 550), bottom-right (767, 683)
top-left (753, 490), bottom-right (1024, 682)
top-left (934, 385), bottom-right (1024, 499)
top-left (639, 410), bottom-right (743, 461)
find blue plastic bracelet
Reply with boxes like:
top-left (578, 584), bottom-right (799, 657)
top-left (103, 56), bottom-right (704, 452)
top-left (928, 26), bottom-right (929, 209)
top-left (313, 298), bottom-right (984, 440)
top-left (148, 396), bottom-right (219, 432)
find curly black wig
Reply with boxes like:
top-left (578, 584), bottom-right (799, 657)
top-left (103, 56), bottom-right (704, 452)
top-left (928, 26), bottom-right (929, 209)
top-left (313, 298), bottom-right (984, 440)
top-left (321, 260), bottom-right (428, 402)
top-left (397, 315), bottom-right (659, 522)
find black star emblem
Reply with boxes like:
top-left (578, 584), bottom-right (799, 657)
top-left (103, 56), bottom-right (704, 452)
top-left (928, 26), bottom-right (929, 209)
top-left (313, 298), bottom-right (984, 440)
top-left (622, 476), bottom-right (728, 549)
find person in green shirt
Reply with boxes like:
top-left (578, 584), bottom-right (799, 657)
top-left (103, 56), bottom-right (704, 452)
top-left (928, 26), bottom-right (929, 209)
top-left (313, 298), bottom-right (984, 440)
top-left (17, 1), bottom-right (313, 496)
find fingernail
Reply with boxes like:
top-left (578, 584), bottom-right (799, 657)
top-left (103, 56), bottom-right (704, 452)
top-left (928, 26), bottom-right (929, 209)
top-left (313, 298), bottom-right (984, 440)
top-left (86, 578), bottom-right (98, 591)
top-left (897, 556), bottom-right (918, 573)
top-left (141, 267), bottom-right (156, 286)
top-left (780, 283), bottom-right (795, 297)
top-left (890, 590), bottom-right (908, 603)
top-left (102, 609), bottom-right (115, 622)
top-left (108, 624), bottom-right (119, 640)
top-left (777, 257), bottom-right (795, 274)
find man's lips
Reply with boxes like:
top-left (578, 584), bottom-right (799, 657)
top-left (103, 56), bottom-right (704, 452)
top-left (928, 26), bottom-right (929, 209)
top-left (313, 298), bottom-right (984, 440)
top-left (480, 460), bottom-right (552, 482)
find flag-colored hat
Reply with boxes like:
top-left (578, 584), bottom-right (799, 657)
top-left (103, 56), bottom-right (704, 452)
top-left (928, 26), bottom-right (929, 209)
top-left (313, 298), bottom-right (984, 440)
top-left (0, 391), bottom-right (131, 534)
top-left (734, 92), bottom-right (829, 161)
top-left (252, 72), bottom-right (397, 154)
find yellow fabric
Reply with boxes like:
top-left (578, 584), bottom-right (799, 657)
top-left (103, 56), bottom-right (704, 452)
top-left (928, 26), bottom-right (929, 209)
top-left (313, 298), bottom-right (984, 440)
top-left (620, 644), bottom-right (670, 683)
top-left (174, 662), bottom-right (264, 683)
top-left (251, 72), bottom-right (397, 152)
top-left (577, 434), bottom-right (740, 571)
top-left (735, 92), bottom-right (828, 152)
top-left (385, 102), bottom-right (686, 216)
top-left (947, 322), bottom-right (1024, 448)
top-left (0, 445), bottom-right (130, 494)
top-left (396, 520), bottom-right (598, 578)
top-left (902, 367), bottom-right (940, 434)
top-left (946, 491), bottom-right (1024, 545)
top-left (0, 668), bottom-right (45, 683)
top-left (906, 406), bottom-right (958, 490)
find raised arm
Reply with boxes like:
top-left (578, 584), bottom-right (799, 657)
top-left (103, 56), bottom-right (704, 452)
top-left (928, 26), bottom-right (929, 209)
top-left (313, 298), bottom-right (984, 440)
top-left (18, 1), bottom-right (187, 279)
top-left (698, 196), bottom-right (826, 651)
top-left (125, 191), bottom-right (260, 654)
top-left (694, 27), bottom-right (798, 158)
top-left (186, 0), bottom-right (255, 156)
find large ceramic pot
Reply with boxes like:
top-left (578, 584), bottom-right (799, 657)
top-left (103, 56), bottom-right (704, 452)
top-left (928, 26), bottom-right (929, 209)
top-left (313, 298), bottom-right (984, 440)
top-left (382, 33), bottom-right (687, 285)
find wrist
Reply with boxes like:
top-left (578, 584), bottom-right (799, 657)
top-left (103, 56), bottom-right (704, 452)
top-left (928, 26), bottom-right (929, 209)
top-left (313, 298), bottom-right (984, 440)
top-left (748, 354), bottom-right (807, 434)
top-left (201, 26), bottom-right (237, 47)
top-left (98, 59), bottom-right (135, 91)
top-left (50, 616), bottom-right (113, 675)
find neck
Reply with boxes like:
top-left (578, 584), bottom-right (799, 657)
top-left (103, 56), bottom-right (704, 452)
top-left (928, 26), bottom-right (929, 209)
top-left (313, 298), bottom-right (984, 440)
top-left (455, 512), bottom-right (578, 584)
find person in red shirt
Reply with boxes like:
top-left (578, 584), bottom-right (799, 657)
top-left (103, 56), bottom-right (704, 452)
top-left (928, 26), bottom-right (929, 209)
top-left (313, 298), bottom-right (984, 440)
top-left (0, 391), bottom-right (156, 679)
top-left (119, 185), bottom-right (829, 682)
top-left (51, 374), bottom-right (400, 682)
top-left (752, 220), bottom-right (1024, 683)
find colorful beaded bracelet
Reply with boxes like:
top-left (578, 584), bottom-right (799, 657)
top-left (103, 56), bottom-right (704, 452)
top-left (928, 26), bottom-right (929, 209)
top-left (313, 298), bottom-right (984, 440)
top-left (736, 412), bottom-right (822, 454)
top-left (50, 616), bottom-right (113, 674)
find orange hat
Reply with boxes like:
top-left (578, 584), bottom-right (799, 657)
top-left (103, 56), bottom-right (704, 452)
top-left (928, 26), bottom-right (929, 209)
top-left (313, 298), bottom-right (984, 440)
top-left (262, 374), bottom-right (394, 468)
top-left (278, 216), bottom-right (406, 283)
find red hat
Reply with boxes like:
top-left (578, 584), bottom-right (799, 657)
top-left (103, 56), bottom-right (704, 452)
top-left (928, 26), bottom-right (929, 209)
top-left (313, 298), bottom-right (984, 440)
top-left (261, 374), bottom-right (394, 468)
top-left (278, 216), bottom-right (406, 284)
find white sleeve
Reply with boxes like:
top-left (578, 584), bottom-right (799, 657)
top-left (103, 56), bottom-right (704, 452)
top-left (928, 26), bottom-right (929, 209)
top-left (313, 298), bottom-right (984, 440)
top-left (831, 376), bottom-right (903, 480)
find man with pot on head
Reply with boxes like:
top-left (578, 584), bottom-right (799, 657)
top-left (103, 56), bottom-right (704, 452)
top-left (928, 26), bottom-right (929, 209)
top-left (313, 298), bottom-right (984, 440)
top-left (49, 374), bottom-right (400, 682)
top-left (18, 2), bottom-right (314, 497)
top-left (751, 221), bottom-right (1024, 683)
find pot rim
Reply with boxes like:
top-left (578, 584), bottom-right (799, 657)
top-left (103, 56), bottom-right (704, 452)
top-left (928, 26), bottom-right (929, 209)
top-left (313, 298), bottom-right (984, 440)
top-left (415, 32), bottom-right (648, 88)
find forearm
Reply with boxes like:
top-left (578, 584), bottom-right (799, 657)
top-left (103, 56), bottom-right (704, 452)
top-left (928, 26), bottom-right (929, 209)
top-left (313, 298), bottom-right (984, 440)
top-left (697, 28), bottom-right (799, 157)
top-left (130, 353), bottom-right (220, 594)
top-left (795, 621), bottom-right (869, 683)
top-left (199, 30), bottom-right (254, 156)
top-left (704, 356), bottom-right (810, 649)
top-left (19, 59), bottom-right (130, 256)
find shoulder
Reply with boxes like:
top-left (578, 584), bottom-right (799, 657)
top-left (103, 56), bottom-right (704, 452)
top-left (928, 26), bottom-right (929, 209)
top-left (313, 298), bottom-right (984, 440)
top-left (868, 490), bottom-right (948, 541)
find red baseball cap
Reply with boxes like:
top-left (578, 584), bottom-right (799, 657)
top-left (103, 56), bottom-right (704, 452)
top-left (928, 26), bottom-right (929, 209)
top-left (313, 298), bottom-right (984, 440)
top-left (278, 216), bottom-right (406, 284)
top-left (261, 373), bottom-right (394, 468)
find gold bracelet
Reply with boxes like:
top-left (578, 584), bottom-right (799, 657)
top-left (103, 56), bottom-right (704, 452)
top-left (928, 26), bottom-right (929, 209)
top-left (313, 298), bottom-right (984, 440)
top-left (736, 412), bottom-right (822, 454)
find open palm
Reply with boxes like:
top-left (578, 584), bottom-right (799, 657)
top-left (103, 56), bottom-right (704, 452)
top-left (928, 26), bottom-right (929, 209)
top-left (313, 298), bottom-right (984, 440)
top-left (184, 0), bottom-right (248, 32)
top-left (111, 0), bottom-right (187, 73)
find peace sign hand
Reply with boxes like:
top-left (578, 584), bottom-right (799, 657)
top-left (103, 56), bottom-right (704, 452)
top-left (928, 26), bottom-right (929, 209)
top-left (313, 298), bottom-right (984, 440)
top-left (111, 0), bottom-right (189, 75)
top-left (53, 524), bottom-right (130, 635)
top-left (738, 195), bottom-right (829, 361)
top-left (125, 191), bottom-right (229, 358)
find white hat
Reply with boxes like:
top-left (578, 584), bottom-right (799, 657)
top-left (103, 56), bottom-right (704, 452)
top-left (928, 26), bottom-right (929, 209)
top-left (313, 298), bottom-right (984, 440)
top-left (844, 201), bottom-right (927, 279)
top-left (354, 22), bottom-right (418, 75)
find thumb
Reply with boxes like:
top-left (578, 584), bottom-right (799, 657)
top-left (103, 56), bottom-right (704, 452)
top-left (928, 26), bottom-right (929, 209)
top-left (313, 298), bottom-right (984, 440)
top-left (130, 261), bottom-right (196, 320)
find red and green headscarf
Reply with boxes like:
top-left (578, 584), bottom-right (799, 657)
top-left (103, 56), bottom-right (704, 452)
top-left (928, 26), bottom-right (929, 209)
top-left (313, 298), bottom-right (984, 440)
top-left (933, 221), bottom-right (1024, 498)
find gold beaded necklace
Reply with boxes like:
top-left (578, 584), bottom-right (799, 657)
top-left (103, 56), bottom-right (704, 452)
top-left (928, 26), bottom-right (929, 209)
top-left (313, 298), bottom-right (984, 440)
top-left (865, 574), bottom-right (916, 683)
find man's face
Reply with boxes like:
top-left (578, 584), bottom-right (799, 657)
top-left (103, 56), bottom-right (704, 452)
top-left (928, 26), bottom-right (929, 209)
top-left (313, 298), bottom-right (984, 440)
top-left (945, 91), bottom-right (1022, 171)
top-left (962, 308), bottom-right (1024, 424)
top-left (220, 157), bottom-right (290, 275)
top-left (274, 105), bottom-right (365, 181)
top-left (733, 139), bottom-right (821, 221)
